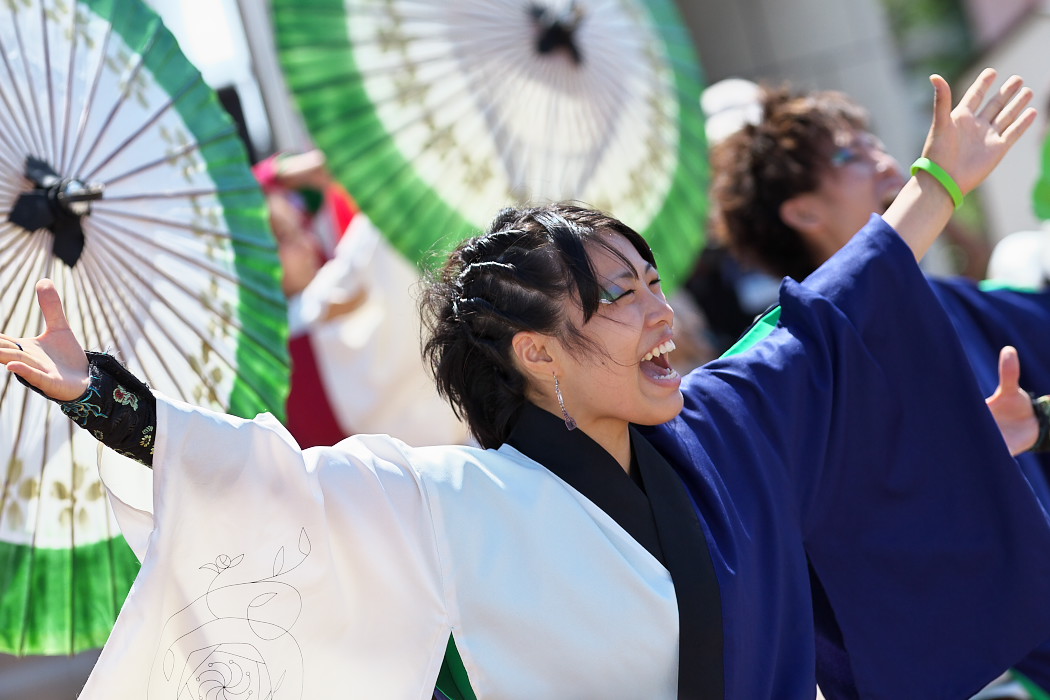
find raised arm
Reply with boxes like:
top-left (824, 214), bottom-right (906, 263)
top-left (884, 69), bottom-right (1035, 260)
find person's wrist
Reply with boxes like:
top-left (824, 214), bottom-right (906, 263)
top-left (54, 378), bottom-right (92, 403)
top-left (910, 157), bottom-right (964, 209)
top-left (75, 374), bottom-right (94, 399)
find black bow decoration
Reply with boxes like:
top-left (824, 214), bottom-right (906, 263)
top-left (529, 2), bottom-right (585, 65)
top-left (9, 156), bottom-right (105, 268)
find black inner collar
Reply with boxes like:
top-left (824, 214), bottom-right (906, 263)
top-left (506, 402), bottom-right (665, 564)
top-left (505, 402), bottom-right (725, 698)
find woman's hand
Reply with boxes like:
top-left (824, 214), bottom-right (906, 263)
top-left (885, 70), bottom-right (1037, 263)
top-left (921, 68), bottom-right (1036, 196)
top-left (986, 346), bottom-right (1038, 456)
top-left (1, 279), bottom-right (90, 402)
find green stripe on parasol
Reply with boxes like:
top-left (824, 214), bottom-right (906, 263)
top-left (273, 0), bottom-right (708, 290)
top-left (88, 0), bottom-right (287, 419)
top-left (275, 0), bottom-right (475, 264)
top-left (622, 0), bottom-right (708, 288)
top-left (0, 537), bottom-right (139, 654)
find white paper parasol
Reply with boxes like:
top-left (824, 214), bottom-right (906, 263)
top-left (0, 0), bottom-right (288, 655)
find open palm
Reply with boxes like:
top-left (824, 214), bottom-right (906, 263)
top-left (922, 69), bottom-right (1035, 196)
top-left (1, 279), bottom-right (89, 402)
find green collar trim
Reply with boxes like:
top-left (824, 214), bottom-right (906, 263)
top-left (435, 633), bottom-right (478, 700)
top-left (723, 306), bottom-right (782, 357)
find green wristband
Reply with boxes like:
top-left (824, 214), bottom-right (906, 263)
top-left (910, 157), bottom-right (964, 209)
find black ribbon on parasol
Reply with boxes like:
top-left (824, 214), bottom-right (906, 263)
top-left (529, 2), bottom-right (585, 65)
top-left (9, 156), bottom-right (105, 268)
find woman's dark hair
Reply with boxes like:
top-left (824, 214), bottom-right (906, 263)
top-left (421, 202), bottom-right (656, 448)
top-left (711, 86), bottom-right (869, 280)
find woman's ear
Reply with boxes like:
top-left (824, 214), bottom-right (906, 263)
top-left (779, 194), bottom-right (821, 235)
top-left (511, 331), bottom-right (558, 381)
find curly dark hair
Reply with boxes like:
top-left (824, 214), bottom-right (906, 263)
top-left (710, 87), bottom-right (870, 280)
top-left (421, 202), bottom-right (656, 449)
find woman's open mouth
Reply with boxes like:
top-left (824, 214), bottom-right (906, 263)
top-left (640, 340), bottom-right (680, 381)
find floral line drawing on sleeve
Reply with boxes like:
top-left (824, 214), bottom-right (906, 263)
top-left (148, 528), bottom-right (314, 699)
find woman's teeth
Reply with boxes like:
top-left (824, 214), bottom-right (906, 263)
top-left (642, 339), bottom-right (676, 362)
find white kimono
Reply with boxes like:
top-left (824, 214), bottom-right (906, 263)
top-left (83, 396), bottom-right (679, 699)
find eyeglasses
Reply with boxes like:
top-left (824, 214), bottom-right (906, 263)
top-left (830, 133), bottom-right (887, 169)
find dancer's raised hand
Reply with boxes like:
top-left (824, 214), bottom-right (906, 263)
top-left (885, 69), bottom-right (1037, 261)
top-left (1, 279), bottom-right (90, 402)
top-left (920, 68), bottom-right (1036, 196)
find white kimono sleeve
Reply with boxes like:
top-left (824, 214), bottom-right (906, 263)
top-left (82, 396), bottom-right (450, 700)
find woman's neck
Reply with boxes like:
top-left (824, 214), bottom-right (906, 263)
top-left (530, 397), bottom-right (632, 473)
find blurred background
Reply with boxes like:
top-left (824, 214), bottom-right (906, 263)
top-left (169, 0), bottom-right (1050, 265)
top-left (3, 0), bottom-right (1049, 696)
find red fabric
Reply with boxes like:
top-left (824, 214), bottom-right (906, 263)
top-left (285, 333), bottom-right (349, 448)
top-left (325, 182), bottom-right (357, 241)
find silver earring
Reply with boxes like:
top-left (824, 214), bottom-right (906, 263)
top-left (554, 374), bottom-right (577, 431)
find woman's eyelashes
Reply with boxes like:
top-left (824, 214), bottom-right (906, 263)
top-left (599, 285), bottom-right (632, 305)
top-left (599, 277), bottom-right (662, 305)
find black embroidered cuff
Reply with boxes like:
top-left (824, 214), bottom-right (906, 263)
top-left (56, 352), bottom-right (157, 467)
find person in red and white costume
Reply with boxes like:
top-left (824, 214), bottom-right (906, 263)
top-left (258, 149), bottom-right (470, 447)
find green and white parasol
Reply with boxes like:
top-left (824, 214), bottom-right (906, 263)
top-left (272, 0), bottom-right (708, 289)
top-left (0, 0), bottom-right (289, 655)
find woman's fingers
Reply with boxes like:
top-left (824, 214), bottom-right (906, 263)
top-left (977, 75), bottom-right (1024, 124)
top-left (36, 279), bottom-right (71, 334)
top-left (959, 71), bottom-right (1034, 140)
top-left (2, 341), bottom-right (37, 381)
top-left (1, 332), bottom-right (41, 374)
top-left (991, 85), bottom-right (1033, 133)
top-left (1001, 105), bottom-right (1038, 146)
top-left (929, 74), bottom-right (952, 133)
top-left (958, 67), bottom-right (997, 113)
top-left (997, 345), bottom-right (1021, 395)
top-left (7, 342), bottom-right (44, 374)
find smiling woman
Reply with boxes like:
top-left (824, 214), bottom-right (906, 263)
top-left (422, 204), bottom-right (683, 470)
top-left (5, 69), bottom-right (1050, 698)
